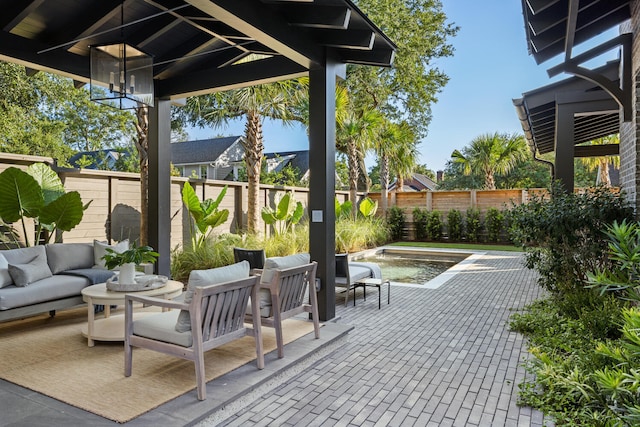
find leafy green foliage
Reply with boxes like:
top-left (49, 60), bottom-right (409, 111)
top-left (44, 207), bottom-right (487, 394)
top-left (508, 184), bottom-right (633, 294)
top-left (413, 208), bottom-right (428, 240)
top-left (336, 217), bottom-right (389, 253)
top-left (446, 209), bottom-right (463, 241)
top-left (102, 244), bottom-right (159, 270)
top-left (427, 211), bottom-right (442, 241)
top-left (465, 208), bottom-right (481, 242)
top-left (182, 182), bottom-right (229, 249)
top-left (261, 192), bottom-right (304, 235)
top-left (0, 163), bottom-right (87, 246)
top-left (335, 197), bottom-right (352, 220)
top-left (358, 197), bottom-right (378, 218)
top-left (387, 206), bottom-right (405, 241)
top-left (485, 208), bottom-right (504, 242)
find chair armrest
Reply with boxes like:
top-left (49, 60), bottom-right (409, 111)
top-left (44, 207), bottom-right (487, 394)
top-left (250, 268), bottom-right (263, 276)
top-left (125, 294), bottom-right (188, 311)
top-left (138, 263), bottom-right (154, 275)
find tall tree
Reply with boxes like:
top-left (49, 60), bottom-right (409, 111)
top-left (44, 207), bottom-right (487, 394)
top-left (347, 0), bottom-right (458, 137)
top-left (450, 132), bottom-right (529, 190)
top-left (177, 78), bottom-right (308, 233)
top-left (336, 105), bottom-right (382, 217)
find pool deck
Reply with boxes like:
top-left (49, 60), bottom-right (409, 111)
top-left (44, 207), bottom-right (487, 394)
top-left (0, 250), bottom-right (549, 426)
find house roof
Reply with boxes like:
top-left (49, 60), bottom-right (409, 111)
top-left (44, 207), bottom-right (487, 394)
top-left (265, 150), bottom-right (309, 173)
top-left (0, 0), bottom-right (396, 98)
top-left (521, 0), bottom-right (631, 65)
top-left (389, 173), bottom-right (437, 192)
top-left (171, 136), bottom-right (242, 165)
top-left (68, 149), bottom-right (126, 169)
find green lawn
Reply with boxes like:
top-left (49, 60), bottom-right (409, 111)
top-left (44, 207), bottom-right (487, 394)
top-left (388, 241), bottom-right (523, 252)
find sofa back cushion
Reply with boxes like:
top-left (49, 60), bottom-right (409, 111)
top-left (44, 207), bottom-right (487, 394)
top-left (5, 246), bottom-right (52, 286)
top-left (0, 254), bottom-right (12, 288)
top-left (93, 239), bottom-right (129, 269)
top-left (46, 243), bottom-right (95, 274)
top-left (175, 261), bottom-right (250, 333)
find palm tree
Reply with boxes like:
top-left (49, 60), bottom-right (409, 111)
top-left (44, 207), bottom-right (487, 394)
top-left (181, 79), bottom-right (308, 233)
top-left (374, 120), bottom-right (415, 214)
top-left (389, 130), bottom-right (419, 193)
top-left (451, 132), bottom-right (528, 190)
top-left (578, 134), bottom-right (620, 187)
top-left (336, 105), bottom-right (382, 217)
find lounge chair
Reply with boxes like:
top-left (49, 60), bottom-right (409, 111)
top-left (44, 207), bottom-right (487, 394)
top-left (334, 253), bottom-right (375, 306)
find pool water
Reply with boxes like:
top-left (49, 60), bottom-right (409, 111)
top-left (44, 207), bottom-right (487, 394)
top-left (357, 251), bottom-right (467, 284)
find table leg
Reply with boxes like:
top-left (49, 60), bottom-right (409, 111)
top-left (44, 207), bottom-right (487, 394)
top-left (387, 281), bottom-right (391, 304)
top-left (378, 284), bottom-right (381, 310)
top-left (87, 296), bottom-right (95, 347)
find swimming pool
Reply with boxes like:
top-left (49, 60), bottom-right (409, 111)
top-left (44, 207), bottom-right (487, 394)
top-left (353, 248), bottom-right (476, 287)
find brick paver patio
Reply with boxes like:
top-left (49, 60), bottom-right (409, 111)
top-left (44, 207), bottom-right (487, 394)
top-left (207, 251), bottom-right (547, 426)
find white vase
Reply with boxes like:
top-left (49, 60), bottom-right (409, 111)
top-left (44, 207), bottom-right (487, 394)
top-left (118, 262), bottom-right (136, 285)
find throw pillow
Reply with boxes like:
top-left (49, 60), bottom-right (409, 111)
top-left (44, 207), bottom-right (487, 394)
top-left (7, 251), bottom-right (53, 286)
top-left (0, 253), bottom-right (12, 288)
top-left (45, 243), bottom-right (94, 274)
top-left (175, 261), bottom-right (250, 333)
top-left (93, 239), bottom-right (129, 269)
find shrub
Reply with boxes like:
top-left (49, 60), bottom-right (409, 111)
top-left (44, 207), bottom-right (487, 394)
top-left (336, 217), bottom-right (389, 253)
top-left (508, 184), bottom-right (633, 295)
top-left (412, 207), bottom-right (428, 240)
top-left (387, 206), bottom-right (405, 241)
top-left (427, 210), bottom-right (442, 241)
top-left (485, 207), bottom-right (504, 242)
top-left (465, 208), bottom-right (481, 242)
top-left (446, 209), bottom-right (463, 241)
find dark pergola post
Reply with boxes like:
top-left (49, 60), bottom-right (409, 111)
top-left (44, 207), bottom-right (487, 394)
top-left (147, 99), bottom-right (172, 276)
top-left (308, 55), bottom-right (342, 321)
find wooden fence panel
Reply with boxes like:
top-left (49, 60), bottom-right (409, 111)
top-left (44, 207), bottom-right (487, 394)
top-left (431, 191), bottom-right (472, 213)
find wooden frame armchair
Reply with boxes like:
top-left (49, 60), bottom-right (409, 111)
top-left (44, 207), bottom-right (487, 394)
top-left (124, 275), bottom-right (263, 400)
top-left (247, 261), bottom-right (320, 358)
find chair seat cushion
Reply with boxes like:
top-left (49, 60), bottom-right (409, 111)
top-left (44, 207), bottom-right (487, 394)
top-left (134, 310), bottom-right (193, 347)
top-left (349, 266), bottom-right (373, 281)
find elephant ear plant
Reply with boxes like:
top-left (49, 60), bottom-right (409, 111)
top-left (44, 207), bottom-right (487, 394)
top-left (0, 163), bottom-right (89, 247)
top-left (262, 192), bottom-right (304, 235)
top-left (182, 182), bottom-right (229, 249)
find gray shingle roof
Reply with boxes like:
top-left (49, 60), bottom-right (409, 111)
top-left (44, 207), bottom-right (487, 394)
top-left (171, 136), bottom-right (243, 165)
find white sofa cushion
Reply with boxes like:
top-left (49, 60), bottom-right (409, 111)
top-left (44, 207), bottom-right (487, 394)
top-left (175, 261), bottom-right (250, 333)
top-left (46, 243), bottom-right (94, 274)
top-left (93, 239), bottom-right (128, 269)
top-left (0, 254), bottom-right (12, 288)
top-left (7, 247), bottom-right (53, 287)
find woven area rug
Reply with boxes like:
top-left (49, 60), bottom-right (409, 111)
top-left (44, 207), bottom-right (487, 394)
top-left (0, 307), bottom-right (315, 423)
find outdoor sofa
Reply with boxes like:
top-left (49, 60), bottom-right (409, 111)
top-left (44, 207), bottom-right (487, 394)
top-left (0, 241), bottom-right (133, 323)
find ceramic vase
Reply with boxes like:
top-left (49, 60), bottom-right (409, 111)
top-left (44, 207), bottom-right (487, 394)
top-left (118, 262), bottom-right (136, 285)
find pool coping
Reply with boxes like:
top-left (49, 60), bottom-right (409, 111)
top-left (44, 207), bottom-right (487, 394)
top-left (351, 246), bottom-right (486, 289)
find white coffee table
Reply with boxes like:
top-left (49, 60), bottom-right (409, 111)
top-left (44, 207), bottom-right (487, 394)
top-left (81, 280), bottom-right (183, 347)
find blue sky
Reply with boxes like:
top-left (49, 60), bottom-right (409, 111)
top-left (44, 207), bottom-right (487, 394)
top-left (188, 1), bottom-right (618, 173)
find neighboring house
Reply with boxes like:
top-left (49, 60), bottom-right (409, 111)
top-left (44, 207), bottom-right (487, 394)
top-left (69, 149), bottom-right (129, 170)
top-left (171, 136), bottom-right (245, 180)
top-left (389, 173), bottom-right (437, 192)
top-left (264, 150), bottom-right (310, 182)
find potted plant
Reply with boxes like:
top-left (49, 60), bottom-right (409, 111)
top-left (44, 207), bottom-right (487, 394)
top-left (102, 244), bottom-right (159, 285)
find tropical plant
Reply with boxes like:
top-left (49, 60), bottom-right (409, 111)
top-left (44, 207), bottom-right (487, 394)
top-left (181, 182), bottom-right (229, 250)
top-left (102, 244), bottom-right (159, 269)
top-left (0, 163), bottom-right (88, 246)
top-left (335, 217), bottom-right (389, 253)
top-left (261, 192), bottom-right (304, 236)
top-left (177, 78), bottom-right (308, 233)
top-left (358, 197), bottom-right (378, 218)
top-left (451, 132), bottom-right (529, 190)
top-left (335, 197), bottom-right (352, 220)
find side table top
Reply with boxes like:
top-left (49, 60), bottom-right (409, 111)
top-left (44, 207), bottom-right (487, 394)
top-left (82, 280), bottom-right (183, 302)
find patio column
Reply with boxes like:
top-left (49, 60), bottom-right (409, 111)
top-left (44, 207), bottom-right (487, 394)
top-left (147, 99), bottom-right (172, 276)
top-left (309, 55), bottom-right (343, 321)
